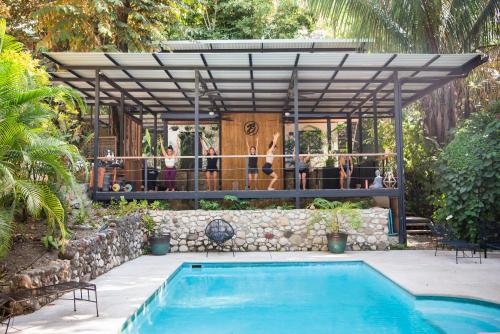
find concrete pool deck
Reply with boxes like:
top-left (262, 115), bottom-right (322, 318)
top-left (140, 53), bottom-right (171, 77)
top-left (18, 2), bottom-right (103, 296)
top-left (5, 250), bottom-right (500, 333)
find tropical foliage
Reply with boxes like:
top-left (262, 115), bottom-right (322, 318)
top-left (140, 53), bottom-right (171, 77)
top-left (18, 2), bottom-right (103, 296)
top-left (377, 108), bottom-right (439, 217)
top-left (173, 0), bottom-right (315, 40)
top-left (307, 0), bottom-right (499, 144)
top-left (308, 198), bottom-right (364, 233)
top-left (433, 102), bottom-right (499, 240)
top-left (35, 0), bottom-right (178, 51)
top-left (0, 19), bottom-right (85, 256)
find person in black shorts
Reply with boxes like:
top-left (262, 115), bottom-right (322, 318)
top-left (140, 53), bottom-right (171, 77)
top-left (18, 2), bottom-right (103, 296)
top-left (262, 132), bottom-right (280, 190)
top-left (205, 147), bottom-right (219, 191)
top-left (246, 136), bottom-right (259, 190)
top-left (298, 147), bottom-right (311, 190)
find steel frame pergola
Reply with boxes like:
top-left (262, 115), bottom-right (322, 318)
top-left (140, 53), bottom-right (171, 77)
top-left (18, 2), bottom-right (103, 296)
top-left (44, 49), bottom-right (487, 244)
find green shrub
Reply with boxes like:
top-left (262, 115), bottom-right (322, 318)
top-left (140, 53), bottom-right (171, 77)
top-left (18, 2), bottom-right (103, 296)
top-left (223, 195), bottom-right (250, 210)
top-left (433, 102), bottom-right (499, 240)
top-left (308, 198), bottom-right (363, 233)
top-left (149, 200), bottom-right (169, 210)
top-left (200, 199), bottom-right (221, 210)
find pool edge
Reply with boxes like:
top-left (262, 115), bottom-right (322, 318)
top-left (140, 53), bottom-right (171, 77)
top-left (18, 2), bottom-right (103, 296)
top-left (119, 259), bottom-right (500, 333)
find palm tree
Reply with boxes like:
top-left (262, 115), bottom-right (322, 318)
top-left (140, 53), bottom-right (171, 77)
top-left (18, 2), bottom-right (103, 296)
top-left (0, 18), bottom-right (86, 256)
top-left (306, 0), bottom-right (499, 143)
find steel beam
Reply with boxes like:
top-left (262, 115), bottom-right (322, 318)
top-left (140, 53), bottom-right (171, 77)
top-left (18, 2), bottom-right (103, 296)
top-left (293, 71), bottom-right (300, 208)
top-left (153, 113), bottom-right (158, 171)
top-left (393, 72), bottom-right (407, 244)
top-left (347, 114), bottom-right (353, 153)
top-left (373, 96), bottom-right (379, 153)
top-left (60, 64), bottom-right (478, 72)
top-left (358, 111), bottom-right (363, 153)
top-left (194, 70), bottom-right (200, 208)
top-left (95, 188), bottom-right (400, 201)
top-left (92, 70), bottom-right (101, 199)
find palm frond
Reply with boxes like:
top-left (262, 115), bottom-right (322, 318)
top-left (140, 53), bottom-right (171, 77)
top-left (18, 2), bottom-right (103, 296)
top-left (0, 18), bottom-right (24, 53)
top-left (0, 208), bottom-right (14, 257)
top-left (464, 0), bottom-right (499, 51)
top-left (307, 0), bottom-right (412, 52)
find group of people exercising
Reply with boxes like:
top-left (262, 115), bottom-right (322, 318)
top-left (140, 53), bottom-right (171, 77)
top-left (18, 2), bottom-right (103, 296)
top-left (159, 131), bottom-right (354, 191)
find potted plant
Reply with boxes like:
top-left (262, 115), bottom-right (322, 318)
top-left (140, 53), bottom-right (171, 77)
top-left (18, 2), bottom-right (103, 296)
top-left (308, 198), bottom-right (363, 253)
top-left (143, 214), bottom-right (171, 255)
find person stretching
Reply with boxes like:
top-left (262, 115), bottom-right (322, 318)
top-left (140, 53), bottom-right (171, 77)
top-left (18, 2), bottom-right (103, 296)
top-left (206, 147), bottom-right (219, 191)
top-left (246, 136), bottom-right (259, 190)
top-left (262, 132), bottom-right (280, 190)
top-left (160, 138), bottom-right (177, 191)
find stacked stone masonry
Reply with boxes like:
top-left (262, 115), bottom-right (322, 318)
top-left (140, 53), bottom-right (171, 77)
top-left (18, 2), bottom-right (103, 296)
top-left (150, 208), bottom-right (397, 252)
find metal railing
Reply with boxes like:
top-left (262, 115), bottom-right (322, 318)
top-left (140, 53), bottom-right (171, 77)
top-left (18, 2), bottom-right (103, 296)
top-left (88, 152), bottom-right (397, 194)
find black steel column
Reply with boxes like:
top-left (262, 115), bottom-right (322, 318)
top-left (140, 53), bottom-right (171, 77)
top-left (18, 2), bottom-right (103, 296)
top-left (346, 114), bottom-right (353, 153)
top-left (153, 113), bottom-right (158, 171)
top-left (163, 119), bottom-right (168, 145)
top-left (92, 69), bottom-right (101, 200)
top-left (119, 93), bottom-right (125, 155)
top-left (194, 70), bottom-right (200, 209)
top-left (140, 105), bottom-right (147, 191)
top-left (326, 117), bottom-right (332, 153)
top-left (373, 95), bottom-right (379, 153)
top-left (358, 111), bottom-right (363, 153)
top-left (393, 72), bottom-right (407, 244)
top-left (293, 71), bottom-right (300, 208)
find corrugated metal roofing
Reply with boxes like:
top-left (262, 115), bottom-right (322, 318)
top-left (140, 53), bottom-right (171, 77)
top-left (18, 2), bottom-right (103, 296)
top-left (160, 39), bottom-right (366, 52)
top-left (45, 49), bottom-right (485, 115)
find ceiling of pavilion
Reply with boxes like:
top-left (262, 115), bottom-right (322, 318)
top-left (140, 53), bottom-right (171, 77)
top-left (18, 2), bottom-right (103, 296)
top-left (45, 40), bottom-right (485, 127)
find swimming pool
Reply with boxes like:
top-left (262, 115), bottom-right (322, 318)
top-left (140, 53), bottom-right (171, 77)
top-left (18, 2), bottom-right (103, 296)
top-left (122, 262), bottom-right (500, 334)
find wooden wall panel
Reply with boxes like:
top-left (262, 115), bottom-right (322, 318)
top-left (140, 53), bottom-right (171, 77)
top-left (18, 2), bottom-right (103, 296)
top-left (221, 113), bottom-right (283, 190)
top-left (123, 114), bottom-right (142, 190)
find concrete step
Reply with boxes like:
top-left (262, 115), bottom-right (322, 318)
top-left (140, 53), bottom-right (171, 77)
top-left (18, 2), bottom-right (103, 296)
top-left (406, 216), bottom-right (431, 235)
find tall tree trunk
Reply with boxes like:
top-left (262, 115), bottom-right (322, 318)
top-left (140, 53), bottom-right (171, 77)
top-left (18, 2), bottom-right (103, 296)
top-left (420, 82), bottom-right (461, 145)
top-left (115, 0), bottom-right (131, 52)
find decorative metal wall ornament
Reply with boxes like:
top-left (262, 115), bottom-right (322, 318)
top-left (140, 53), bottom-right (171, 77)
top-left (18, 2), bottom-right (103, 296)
top-left (383, 171), bottom-right (397, 189)
top-left (243, 121), bottom-right (259, 136)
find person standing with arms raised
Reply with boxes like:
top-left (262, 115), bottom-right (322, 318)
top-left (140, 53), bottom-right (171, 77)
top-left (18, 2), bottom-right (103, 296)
top-left (262, 132), bottom-right (280, 190)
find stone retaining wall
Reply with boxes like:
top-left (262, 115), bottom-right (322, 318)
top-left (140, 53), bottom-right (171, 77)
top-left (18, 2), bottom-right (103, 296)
top-left (11, 215), bottom-right (144, 292)
top-left (150, 208), bottom-right (397, 252)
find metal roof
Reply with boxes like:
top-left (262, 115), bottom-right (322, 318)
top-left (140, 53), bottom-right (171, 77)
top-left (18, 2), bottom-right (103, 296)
top-left (159, 39), bottom-right (368, 53)
top-left (45, 49), bottom-right (486, 122)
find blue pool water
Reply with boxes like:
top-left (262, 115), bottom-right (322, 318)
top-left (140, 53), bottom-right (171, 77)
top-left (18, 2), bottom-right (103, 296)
top-left (122, 262), bottom-right (500, 334)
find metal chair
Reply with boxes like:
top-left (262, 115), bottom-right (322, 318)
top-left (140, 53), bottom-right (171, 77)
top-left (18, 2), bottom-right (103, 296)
top-left (430, 222), bottom-right (481, 264)
top-left (1, 281), bottom-right (98, 333)
top-left (205, 219), bottom-right (235, 256)
top-left (477, 220), bottom-right (500, 258)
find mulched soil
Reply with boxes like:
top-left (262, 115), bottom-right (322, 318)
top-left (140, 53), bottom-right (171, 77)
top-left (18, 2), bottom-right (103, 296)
top-left (0, 219), bottom-right (98, 287)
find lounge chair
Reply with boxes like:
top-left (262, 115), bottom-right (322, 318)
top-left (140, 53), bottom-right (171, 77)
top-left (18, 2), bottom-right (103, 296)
top-left (0, 281), bottom-right (98, 334)
top-left (477, 220), bottom-right (500, 258)
top-left (205, 219), bottom-right (235, 256)
top-left (429, 222), bottom-right (481, 264)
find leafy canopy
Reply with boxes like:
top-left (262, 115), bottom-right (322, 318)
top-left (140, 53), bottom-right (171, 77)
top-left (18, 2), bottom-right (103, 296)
top-left (35, 0), bottom-right (177, 51)
top-left (172, 0), bottom-right (315, 40)
top-left (307, 0), bottom-right (499, 53)
top-left (433, 101), bottom-right (499, 240)
top-left (0, 18), bottom-right (86, 257)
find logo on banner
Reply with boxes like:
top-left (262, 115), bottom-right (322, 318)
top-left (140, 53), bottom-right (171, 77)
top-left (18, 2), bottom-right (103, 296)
top-left (243, 121), bottom-right (259, 136)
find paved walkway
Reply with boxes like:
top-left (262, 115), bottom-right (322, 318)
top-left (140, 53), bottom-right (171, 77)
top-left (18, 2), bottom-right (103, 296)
top-left (5, 250), bottom-right (500, 334)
